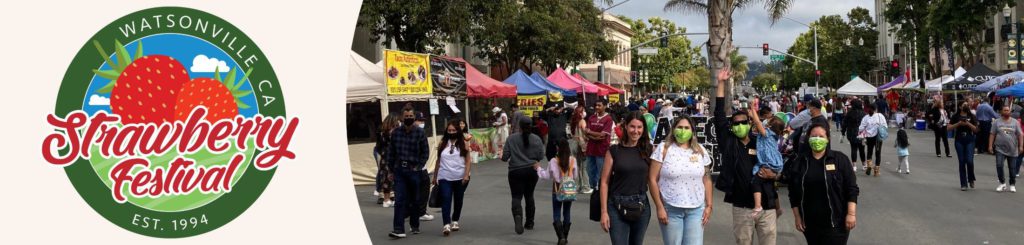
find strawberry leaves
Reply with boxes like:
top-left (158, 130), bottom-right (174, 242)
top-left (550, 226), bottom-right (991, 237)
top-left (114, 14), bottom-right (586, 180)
top-left (92, 40), bottom-right (141, 93)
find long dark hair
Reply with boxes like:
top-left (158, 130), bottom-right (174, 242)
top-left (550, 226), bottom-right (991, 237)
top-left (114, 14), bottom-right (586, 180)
top-left (438, 120), bottom-right (468, 157)
top-left (896, 129), bottom-right (910, 148)
top-left (570, 106), bottom-right (585, 134)
top-left (556, 139), bottom-right (571, 174)
top-left (620, 111), bottom-right (653, 164)
top-left (520, 119), bottom-right (534, 148)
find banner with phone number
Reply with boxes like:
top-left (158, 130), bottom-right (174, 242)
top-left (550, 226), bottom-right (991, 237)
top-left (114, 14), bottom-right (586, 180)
top-left (384, 49), bottom-right (432, 95)
top-left (517, 94), bottom-right (546, 117)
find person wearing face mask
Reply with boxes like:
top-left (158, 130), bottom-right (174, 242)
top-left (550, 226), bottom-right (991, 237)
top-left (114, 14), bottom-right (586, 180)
top-left (502, 116), bottom-right (546, 234)
top-left (783, 123), bottom-right (859, 245)
top-left (712, 69), bottom-right (780, 245)
top-left (432, 120), bottom-right (473, 236)
top-left (648, 115), bottom-right (713, 245)
top-left (988, 106), bottom-right (1021, 193)
top-left (388, 106), bottom-right (431, 239)
top-left (949, 103), bottom-right (979, 191)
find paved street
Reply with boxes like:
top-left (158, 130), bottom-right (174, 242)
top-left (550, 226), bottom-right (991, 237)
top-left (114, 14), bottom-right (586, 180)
top-left (354, 128), bottom-right (1024, 244)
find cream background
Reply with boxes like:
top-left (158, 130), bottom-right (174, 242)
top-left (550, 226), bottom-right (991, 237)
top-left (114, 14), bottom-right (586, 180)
top-left (0, 1), bottom-right (368, 243)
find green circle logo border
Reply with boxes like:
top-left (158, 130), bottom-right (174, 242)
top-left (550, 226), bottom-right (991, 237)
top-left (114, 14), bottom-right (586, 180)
top-left (55, 6), bottom-right (285, 238)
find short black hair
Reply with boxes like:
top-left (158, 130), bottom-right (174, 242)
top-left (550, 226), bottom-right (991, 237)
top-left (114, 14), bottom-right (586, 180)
top-left (511, 103), bottom-right (519, 109)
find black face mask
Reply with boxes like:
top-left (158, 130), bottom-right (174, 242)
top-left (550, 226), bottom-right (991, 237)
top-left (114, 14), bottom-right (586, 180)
top-left (447, 133), bottom-right (459, 139)
top-left (403, 118), bottom-right (415, 126)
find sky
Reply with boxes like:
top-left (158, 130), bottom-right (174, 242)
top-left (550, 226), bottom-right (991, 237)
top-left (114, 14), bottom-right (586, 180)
top-left (603, 0), bottom-right (876, 62)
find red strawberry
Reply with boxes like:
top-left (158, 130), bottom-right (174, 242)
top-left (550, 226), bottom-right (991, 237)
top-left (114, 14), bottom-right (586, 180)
top-left (92, 40), bottom-right (189, 124)
top-left (173, 67), bottom-right (253, 122)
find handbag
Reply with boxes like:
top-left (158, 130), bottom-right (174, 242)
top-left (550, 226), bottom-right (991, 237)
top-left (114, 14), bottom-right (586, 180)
top-left (589, 192), bottom-right (601, 221)
top-left (876, 116), bottom-right (889, 140)
top-left (428, 185), bottom-right (441, 208)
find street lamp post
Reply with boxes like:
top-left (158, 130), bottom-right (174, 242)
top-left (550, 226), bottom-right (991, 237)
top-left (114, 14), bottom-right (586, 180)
top-left (783, 16), bottom-right (819, 96)
top-left (1005, 5), bottom-right (1022, 71)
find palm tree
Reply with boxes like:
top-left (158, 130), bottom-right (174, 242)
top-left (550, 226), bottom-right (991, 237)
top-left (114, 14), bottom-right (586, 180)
top-left (729, 50), bottom-right (749, 82)
top-left (664, 0), bottom-right (793, 113)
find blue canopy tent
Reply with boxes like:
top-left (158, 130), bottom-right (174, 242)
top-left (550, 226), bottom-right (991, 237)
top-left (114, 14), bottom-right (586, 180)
top-left (530, 72), bottom-right (576, 97)
top-left (995, 82), bottom-right (1024, 97)
top-left (974, 71), bottom-right (1024, 92)
top-left (503, 69), bottom-right (571, 95)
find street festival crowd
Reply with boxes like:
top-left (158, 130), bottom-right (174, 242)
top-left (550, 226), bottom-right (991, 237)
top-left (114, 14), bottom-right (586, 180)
top-left (369, 69), bottom-right (1023, 245)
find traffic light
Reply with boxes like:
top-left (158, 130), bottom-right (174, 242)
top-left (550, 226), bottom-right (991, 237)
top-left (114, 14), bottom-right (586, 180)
top-left (815, 70), bottom-right (821, 76)
top-left (762, 43), bottom-right (769, 56)
top-left (660, 32), bottom-right (668, 47)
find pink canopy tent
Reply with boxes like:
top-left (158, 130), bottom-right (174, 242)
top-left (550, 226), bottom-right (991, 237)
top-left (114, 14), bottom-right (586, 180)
top-left (448, 57), bottom-right (517, 98)
top-left (572, 74), bottom-right (614, 96)
top-left (547, 68), bottom-right (606, 95)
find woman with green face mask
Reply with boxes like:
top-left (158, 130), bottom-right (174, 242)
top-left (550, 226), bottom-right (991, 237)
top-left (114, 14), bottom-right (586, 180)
top-left (783, 123), bottom-right (860, 244)
top-left (648, 115), bottom-right (713, 245)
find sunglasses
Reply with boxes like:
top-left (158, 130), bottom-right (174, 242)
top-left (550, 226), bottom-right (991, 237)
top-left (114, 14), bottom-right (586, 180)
top-left (732, 120), bottom-right (750, 125)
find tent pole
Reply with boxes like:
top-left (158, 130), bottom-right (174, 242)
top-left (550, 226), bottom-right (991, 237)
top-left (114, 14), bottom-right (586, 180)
top-left (465, 98), bottom-right (470, 126)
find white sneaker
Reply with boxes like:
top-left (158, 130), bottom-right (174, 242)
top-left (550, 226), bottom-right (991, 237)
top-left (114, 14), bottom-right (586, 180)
top-left (420, 214), bottom-right (435, 221)
top-left (383, 201), bottom-right (394, 208)
top-left (374, 191), bottom-right (380, 197)
top-left (582, 188), bottom-right (593, 194)
top-left (442, 224), bottom-right (451, 236)
top-left (1011, 186), bottom-right (1017, 193)
top-left (853, 165), bottom-right (858, 171)
top-left (451, 221), bottom-right (461, 231)
top-left (997, 184), bottom-right (1007, 192)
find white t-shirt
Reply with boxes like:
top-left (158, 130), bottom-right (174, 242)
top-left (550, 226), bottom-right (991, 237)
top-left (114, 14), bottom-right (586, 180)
top-left (859, 113), bottom-right (887, 138)
top-left (650, 142), bottom-right (712, 208)
top-left (437, 141), bottom-right (467, 181)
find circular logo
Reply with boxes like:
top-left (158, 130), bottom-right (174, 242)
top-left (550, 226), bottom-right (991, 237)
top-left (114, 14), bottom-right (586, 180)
top-left (41, 7), bottom-right (299, 238)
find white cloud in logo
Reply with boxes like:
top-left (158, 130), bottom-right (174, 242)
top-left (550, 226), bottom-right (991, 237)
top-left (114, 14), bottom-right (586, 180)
top-left (189, 54), bottom-right (231, 73)
top-left (88, 94), bottom-right (110, 106)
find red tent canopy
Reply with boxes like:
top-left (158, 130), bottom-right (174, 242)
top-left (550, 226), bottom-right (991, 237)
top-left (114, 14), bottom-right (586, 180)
top-left (584, 78), bottom-right (624, 95)
top-left (548, 68), bottom-right (606, 95)
top-left (448, 57), bottom-right (517, 98)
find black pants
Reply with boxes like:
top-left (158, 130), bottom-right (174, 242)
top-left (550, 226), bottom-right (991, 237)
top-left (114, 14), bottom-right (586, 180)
top-left (803, 227), bottom-right (850, 245)
top-left (977, 121), bottom-right (992, 153)
top-left (508, 167), bottom-right (539, 223)
top-left (934, 127), bottom-right (950, 156)
top-left (418, 171), bottom-right (430, 217)
top-left (849, 137), bottom-right (866, 163)
top-left (865, 136), bottom-right (881, 164)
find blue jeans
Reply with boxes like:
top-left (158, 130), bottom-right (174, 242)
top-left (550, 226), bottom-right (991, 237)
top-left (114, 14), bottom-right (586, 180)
top-left (392, 167), bottom-right (423, 233)
top-left (833, 113), bottom-right (843, 131)
top-left (587, 156), bottom-right (605, 190)
top-left (995, 153), bottom-right (1020, 185)
top-left (439, 179), bottom-right (469, 225)
top-left (954, 138), bottom-right (976, 188)
top-left (660, 205), bottom-right (704, 245)
top-left (608, 194), bottom-right (651, 245)
top-left (552, 194), bottom-right (572, 223)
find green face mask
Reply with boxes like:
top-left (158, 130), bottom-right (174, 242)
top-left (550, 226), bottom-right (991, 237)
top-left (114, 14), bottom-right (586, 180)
top-left (731, 124), bottom-right (750, 138)
top-left (674, 128), bottom-right (693, 143)
top-left (809, 136), bottom-right (829, 153)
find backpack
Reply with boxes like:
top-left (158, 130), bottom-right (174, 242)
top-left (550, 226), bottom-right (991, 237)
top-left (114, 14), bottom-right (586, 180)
top-left (876, 115), bottom-right (889, 140)
top-left (556, 159), bottom-right (577, 202)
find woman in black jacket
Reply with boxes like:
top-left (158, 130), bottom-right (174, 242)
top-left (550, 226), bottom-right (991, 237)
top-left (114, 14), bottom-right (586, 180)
top-left (784, 123), bottom-right (859, 245)
top-left (842, 99), bottom-right (867, 171)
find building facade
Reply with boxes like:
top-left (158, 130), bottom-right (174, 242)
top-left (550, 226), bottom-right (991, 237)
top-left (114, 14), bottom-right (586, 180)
top-left (578, 13), bottom-right (634, 98)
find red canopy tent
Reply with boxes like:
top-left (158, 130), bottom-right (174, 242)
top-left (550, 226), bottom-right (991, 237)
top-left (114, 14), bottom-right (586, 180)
top-left (449, 57), bottom-right (517, 98)
top-left (592, 81), bottom-right (624, 95)
top-left (572, 74), bottom-right (620, 95)
top-left (548, 68), bottom-right (606, 95)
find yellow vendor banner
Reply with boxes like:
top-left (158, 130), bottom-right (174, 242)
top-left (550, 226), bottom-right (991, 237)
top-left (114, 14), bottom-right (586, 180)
top-left (384, 50), bottom-right (432, 95)
top-left (517, 94), bottom-right (547, 117)
top-left (608, 94), bottom-right (620, 104)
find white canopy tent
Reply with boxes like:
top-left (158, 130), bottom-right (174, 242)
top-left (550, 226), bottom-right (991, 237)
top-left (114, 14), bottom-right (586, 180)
top-left (925, 75), bottom-right (955, 92)
top-left (837, 76), bottom-right (878, 96)
top-left (347, 53), bottom-right (387, 103)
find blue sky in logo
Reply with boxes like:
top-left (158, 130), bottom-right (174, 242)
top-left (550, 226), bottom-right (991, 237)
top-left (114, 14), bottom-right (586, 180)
top-left (82, 33), bottom-right (259, 118)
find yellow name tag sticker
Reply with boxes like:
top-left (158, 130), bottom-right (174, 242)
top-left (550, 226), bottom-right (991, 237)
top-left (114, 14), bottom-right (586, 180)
top-left (690, 155), bottom-right (699, 162)
top-left (748, 149), bottom-right (757, 155)
top-left (825, 164), bottom-right (837, 171)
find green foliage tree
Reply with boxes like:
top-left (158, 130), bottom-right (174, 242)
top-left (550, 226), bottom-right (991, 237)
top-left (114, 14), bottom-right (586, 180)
top-left (784, 7), bottom-right (878, 90)
top-left (471, 0), bottom-right (616, 75)
top-left (356, 0), bottom-right (481, 53)
top-left (751, 72), bottom-right (781, 91)
top-left (621, 16), bottom-right (704, 93)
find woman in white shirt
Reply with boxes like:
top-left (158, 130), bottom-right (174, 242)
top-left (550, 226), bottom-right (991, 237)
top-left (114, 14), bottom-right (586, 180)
top-left (859, 104), bottom-right (887, 176)
top-left (537, 139), bottom-right (579, 245)
top-left (648, 115), bottom-right (713, 245)
top-left (433, 120), bottom-right (473, 236)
